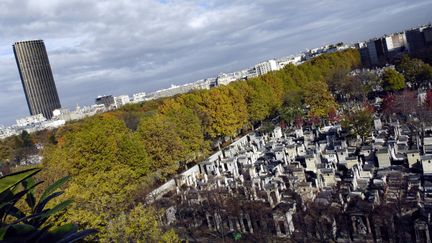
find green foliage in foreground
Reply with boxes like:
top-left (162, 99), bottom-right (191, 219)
top-left (0, 168), bottom-right (96, 242)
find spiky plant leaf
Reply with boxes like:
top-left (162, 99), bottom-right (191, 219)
top-left (0, 168), bottom-right (40, 195)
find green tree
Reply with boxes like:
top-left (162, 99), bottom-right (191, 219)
top-left (105, 204), bottom-right (180, 243)
top-left (419, 64), bottom-right (432, 85)
top-left (246, 78), bottom-right (275, 123)
top-left (261, 73), bottom-right (285, 109)
top-left (0, 141), bottom-right (13, 164)
top-left (279, 105), bottom-right (304, 127)
top-left (137, 114), bottom-right (183, 176)
top-left (44, 114), bottom-right (151, 177)
top-left (282, 64), bottom-right (308, 87)
top-left (396, 55), bottom-right (432, 88)
top-left (176, 91), bottom-right (209, 129)
top-left (18, 131), bottom-right (33, 148)
top-left (61, 166), bottom-right (144, 240)
top-left (13, 131), bottom-right (37, 163)
top-left (304, 81), bottom-right (337, 118)
top-left (382, 68), bottom-right (405, 91)
top-left (223, 85), bottom-right (249, 131)
top-left (279, 90), bottom-right (304, 127)
top-left (342, 107), bottom-right (373, 141)
top-left (159, 99), bottom-right (209, 164)
top-left (118, 111), bottom-right (143, 131)
top-left (299, 63), bottom-right (324, 84)
top-left (307, 49), bottom-right (360, 83)
top-left (41, 114), bottom-right (153, 239)
top-left (199, 88), bottom-right (246, 138)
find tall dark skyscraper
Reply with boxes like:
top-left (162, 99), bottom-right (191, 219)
top-left (13, 40), bottom-right (61, 119)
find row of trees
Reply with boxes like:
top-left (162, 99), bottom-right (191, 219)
top-left (0, 49), bottom-right (361, 240)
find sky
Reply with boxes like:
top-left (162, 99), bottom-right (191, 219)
top-left (0, 0), bottom-right (431, 125)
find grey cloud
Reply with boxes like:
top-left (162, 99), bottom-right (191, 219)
top-left (0, 0), bottom-right (431, 124)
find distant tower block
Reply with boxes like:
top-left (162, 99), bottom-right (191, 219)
top-left (13, 40), bottom-right (61, 119)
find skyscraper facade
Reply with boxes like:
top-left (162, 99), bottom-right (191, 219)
top-left (13, 40), bottom-right (61, 119)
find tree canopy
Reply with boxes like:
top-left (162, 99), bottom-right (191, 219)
top-left (0, 48), bottom-right (362, 240)
top-left (396, 55), bottom-right (432, 88)
top-left (382, 68), bottom-right (405, 91)
top-left (342, 106), bottom-right (373, 141)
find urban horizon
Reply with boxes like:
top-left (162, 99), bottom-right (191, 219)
top-left (0, 0), bottom-right (431, 125)
top-left (0, 21), bottom-right (430, 127)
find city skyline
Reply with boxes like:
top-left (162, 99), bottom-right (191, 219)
top-left (0, 0), bottom-right (432, 124)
